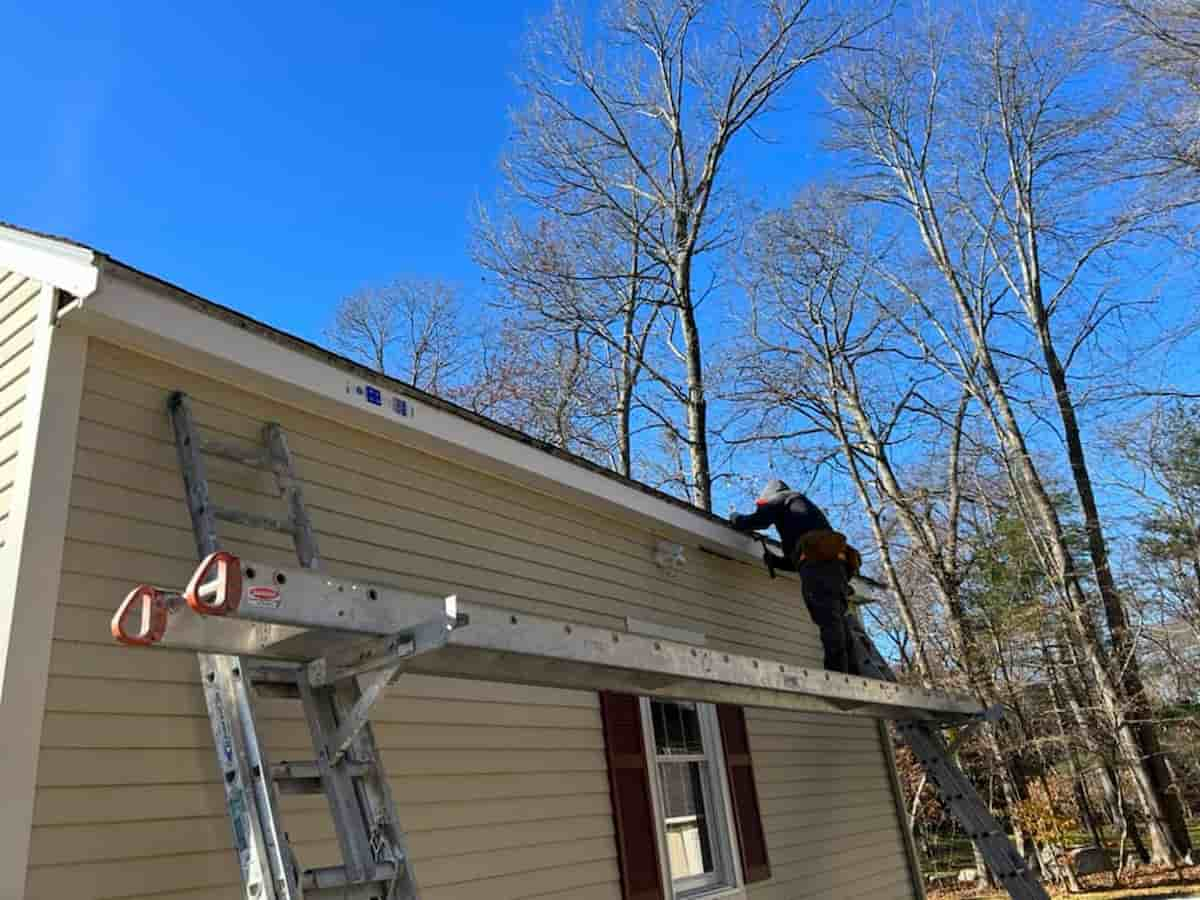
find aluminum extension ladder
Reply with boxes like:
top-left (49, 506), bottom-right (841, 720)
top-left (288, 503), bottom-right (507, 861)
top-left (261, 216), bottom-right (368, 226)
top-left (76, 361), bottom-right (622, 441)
top-left (164, 392), bottom-right (416, 900)
top-left (109, 392), bottom-right (1049, 900)
top-left (849, 621), bottom-right (1049, 899)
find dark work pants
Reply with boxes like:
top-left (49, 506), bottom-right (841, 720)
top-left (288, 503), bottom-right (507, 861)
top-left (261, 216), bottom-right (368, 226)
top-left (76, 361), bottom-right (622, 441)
top-left (797, 560), bottom-right (857, 675)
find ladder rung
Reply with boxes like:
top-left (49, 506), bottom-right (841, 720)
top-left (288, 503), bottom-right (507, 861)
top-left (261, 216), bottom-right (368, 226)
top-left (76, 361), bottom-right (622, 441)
top-left (202, 439), bottom-right (272, 470)
top-left (214, 504), bottom-right (296, 535)
top-left (247, 664), bottom-right (303, 698)
top-left (275, 776), bottom-right (324, 795)
top-left (253, 681), bottom-right (301, 700)
top-left (247, 663), bottom-right (303, 683)
top-left (272, 761), bottom-right (324, 782)
top-left (272, 760), bottom-right (373, 781)
top-left (302, 862), bottom-right (401, 892)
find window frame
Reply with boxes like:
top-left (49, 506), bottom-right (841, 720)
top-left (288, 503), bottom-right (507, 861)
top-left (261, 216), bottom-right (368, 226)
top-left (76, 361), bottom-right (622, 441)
top-left (639, 698), bottom-right (744, 899)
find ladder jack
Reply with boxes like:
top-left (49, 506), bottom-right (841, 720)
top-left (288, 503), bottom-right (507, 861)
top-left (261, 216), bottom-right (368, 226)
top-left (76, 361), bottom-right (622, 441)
top-left (110, 392), bottom-right (1049, 900)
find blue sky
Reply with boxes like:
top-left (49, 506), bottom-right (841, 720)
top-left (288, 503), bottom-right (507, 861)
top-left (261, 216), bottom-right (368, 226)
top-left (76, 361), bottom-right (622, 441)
top-left (4, 0), bottom-right (1196, 526)
top-left (1, 2), bottom-right (839, 345)
top-left (3, 2), bottom-right (537, 339)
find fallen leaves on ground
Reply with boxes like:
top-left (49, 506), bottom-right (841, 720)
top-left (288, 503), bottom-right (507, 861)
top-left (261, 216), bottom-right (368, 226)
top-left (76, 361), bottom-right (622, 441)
top-left (927, 863), bottom-right (1200, 900)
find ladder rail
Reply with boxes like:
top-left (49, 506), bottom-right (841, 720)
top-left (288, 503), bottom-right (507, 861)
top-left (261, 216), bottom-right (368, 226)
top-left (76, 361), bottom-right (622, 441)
top-left (851, 618), bottom-right (1051, 900)
top-left (265, 422), bottom-right (320, 568)
top-left (261, 406), bottom-right (416, 899)
top-left (201, 653), bottom-right (301, 900)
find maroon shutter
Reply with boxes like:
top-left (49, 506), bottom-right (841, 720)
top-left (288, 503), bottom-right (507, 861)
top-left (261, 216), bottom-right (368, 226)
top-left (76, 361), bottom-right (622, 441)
top-left (717, 704), bottom-right (772, 884)
top-left (599, 692), bottom-right (665, 900)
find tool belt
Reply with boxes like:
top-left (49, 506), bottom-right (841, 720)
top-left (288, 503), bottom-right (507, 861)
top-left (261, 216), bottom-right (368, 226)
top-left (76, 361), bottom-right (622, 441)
top-left (796, 529), bottom-right (862, 577)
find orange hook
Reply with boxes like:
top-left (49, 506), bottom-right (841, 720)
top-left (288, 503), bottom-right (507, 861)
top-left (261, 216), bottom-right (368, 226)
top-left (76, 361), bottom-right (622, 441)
top-left (184, 551), bottom-right (243, 616)
top-left (112, 585), bottom-right (169, 646)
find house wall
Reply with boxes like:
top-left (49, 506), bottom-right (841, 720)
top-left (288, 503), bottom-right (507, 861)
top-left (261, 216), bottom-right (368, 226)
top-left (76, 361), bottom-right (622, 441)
top-left (745, 710), bottom-right (920, 899)
top-left (24, 334), bottom-right (916, 899)
top-left (0, 269), bottom-right (41, 548)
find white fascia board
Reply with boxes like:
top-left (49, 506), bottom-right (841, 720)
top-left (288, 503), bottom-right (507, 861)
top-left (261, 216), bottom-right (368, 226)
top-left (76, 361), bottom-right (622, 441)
top-left (62, 263), bottom-right (764, 562)
top-left (0, 226), bottom-right (98, 299)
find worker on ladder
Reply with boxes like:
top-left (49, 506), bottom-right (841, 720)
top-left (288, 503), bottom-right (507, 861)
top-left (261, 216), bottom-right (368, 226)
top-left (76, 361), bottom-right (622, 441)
top-left (730, 479), bottom-right (862, 675)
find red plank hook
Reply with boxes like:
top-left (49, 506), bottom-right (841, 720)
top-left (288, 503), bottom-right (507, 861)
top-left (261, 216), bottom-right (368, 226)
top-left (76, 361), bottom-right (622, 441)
top-left (184, 551), bottom-right (243, 616)
top-left (111, 585), bottom-right (169, 646)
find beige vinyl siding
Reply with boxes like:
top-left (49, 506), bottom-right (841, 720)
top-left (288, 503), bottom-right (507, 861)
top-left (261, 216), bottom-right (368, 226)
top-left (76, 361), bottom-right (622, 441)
top-left (746, 710), bottom-right (916, 900)
top-left (0, 270), bottom-right (41, 548)
top-left (27, 336), bottom-right (911, 899)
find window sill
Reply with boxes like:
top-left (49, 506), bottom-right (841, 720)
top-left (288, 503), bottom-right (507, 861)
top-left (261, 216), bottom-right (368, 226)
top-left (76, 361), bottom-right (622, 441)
top-left (681, 886), bottom-right (747, 900)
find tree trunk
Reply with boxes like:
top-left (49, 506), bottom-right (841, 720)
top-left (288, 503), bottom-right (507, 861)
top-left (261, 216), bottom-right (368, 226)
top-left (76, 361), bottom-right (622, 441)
top-left (822, 378), bottom-right (933, 680)
top-left (893, 154), bottom-right (1182, 860)
top-left (1028, 313), bottom-right (1193, 864)
top-left (616, 393), bottom-right (632, 479)
top-left (894, 160), bottom-right (1183, 862)
top-left (616, 298), bottom-right (634, 479)
top-left (616, 221), bottom-right (642, 480)
top-left (827, 361), bottom-right (1039, 873)
top-left (674, 263), bottom-right (711, 510)
top-left (1056, 628), bottom-right (1156, 865)
top-left (995, 79), bottom-right (1193, 856)
top-left (967, 365), bottom-right (1183, 863)
top-left (1041, 636), bottom-right (1107, 849)
top-left (859, 499), bottom-right (933, 679)
top-left (909, 774), bottom-right (927, 848)
top-left (1105, 762), bottom-right (1153, 866)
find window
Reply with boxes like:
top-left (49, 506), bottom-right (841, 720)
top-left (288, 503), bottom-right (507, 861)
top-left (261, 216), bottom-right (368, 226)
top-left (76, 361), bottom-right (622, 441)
top-left (641, 699), bottom-right (739, 897)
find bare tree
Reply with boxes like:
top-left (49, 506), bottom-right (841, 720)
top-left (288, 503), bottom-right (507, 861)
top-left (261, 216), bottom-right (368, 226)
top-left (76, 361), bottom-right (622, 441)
top-left (328, 278), bottom-right (466, 394)
top-left (736, 191), bottom-right (938, 681)
top-left (453, 317), bottom-right (618, 463)
top-left (964, 14), bottom-right (1193, 863)
top-left (1113, 402), bottom-right (1200, 642)
top-left (1098, 0), bottom-right (1200, 201)
top-left (737, 189), bottom-right (1052, 882)
top-left (487, 0), bottom-right (888, 509)
top-left (828, 9), bottom-right (1191, 863)
top-left (477, 209), bottom-right (664, 478)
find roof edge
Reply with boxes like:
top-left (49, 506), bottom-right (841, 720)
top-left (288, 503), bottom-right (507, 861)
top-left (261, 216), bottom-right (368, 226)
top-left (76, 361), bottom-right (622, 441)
top-left (101, 255), bottom-right (738, 530)
top-left (0, 222), bottom-right (98, 298)
top-left (1, 219), bottom-right (761, 560)
top-left (66, 253), bottom-right (762, 562)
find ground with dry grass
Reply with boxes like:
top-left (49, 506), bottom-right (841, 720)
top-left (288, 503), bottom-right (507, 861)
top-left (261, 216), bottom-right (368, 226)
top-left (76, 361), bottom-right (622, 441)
top-left (927, 863), bottom-right (1200, 900)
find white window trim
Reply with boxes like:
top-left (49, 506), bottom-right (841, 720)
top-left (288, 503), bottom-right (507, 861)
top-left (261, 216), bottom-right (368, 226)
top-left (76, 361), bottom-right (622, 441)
top-left (640, 698), bottom-right (745, 900)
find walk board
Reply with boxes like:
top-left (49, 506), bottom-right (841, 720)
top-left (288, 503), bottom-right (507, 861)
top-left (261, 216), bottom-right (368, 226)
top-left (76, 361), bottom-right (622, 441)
top-left (125, 556), bottom-right (981, 723)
